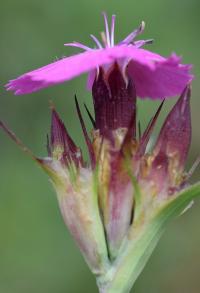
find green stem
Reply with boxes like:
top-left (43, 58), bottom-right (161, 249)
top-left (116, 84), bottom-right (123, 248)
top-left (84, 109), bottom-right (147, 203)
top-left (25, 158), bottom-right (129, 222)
top-left (97, 223), bottom-right (163, 293)
top-left (96, 183), bottom-right (200, 293)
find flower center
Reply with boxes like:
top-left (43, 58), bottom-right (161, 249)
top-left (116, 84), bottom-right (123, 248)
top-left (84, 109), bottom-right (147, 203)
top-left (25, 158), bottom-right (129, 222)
top-left (64, 13), bottom-right (152, 51)
top-left (100, 13), bottom-right (116, 48)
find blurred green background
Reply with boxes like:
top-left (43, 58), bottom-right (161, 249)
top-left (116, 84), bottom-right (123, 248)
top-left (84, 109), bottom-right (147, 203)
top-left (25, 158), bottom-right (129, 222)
top-left (0, 0), bottom-right (200, 292)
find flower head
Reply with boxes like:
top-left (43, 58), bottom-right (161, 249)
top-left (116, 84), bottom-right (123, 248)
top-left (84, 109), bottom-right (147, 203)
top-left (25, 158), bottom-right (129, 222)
top-left (2, 12), bottom-right (200, 293)
top-left (6, 13), bottom-right (192, 99)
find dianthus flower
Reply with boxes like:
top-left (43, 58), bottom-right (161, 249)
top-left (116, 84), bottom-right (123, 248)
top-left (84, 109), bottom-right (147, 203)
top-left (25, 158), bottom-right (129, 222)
top-left (1, 13), bottom-right (200, 293)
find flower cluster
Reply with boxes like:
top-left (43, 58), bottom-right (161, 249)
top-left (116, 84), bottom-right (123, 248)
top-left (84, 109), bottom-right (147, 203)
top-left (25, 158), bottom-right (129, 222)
top-left (1, 13), bottom-right (199, 293)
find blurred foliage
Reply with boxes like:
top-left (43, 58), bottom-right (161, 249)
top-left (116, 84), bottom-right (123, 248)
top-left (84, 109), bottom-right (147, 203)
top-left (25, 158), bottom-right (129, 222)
top-left (0, 0), bottom-right (200, 292)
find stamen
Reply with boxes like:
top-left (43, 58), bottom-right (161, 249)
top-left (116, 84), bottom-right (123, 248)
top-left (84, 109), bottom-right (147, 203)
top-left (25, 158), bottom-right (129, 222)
top-left (90, 34), bottom-right (103, 49)
top-left (119, 21), bottom-right (145, 45)
top-left (100, 31), bottom-right (107, 47)
top-left (110, 14), bottom-right (116, 47)
top-left (102, 12), bottom-right (111, 47)
top-left (133, 39), bottom-right (154, 48)
top-left (64, 42), bottom-right (92, 51)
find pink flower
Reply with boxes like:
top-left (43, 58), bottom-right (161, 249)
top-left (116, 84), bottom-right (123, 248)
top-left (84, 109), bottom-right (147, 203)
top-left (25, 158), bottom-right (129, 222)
top-left (6, 13), bottom-right (193, 99)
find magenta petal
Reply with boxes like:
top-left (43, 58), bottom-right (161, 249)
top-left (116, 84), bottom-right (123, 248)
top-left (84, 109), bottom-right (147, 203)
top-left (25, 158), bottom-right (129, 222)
top-left (6, 46), bottom-right (192, 99)
top-left (6, 48), bottom-right (119, 95)
top-left (128, 52), bottom-right (193, 99)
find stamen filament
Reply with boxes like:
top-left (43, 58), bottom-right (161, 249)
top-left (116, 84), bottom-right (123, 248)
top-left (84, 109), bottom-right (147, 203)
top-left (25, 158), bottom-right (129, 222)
top-left (90, 34), bottom-right (103, 49)
top-left (111, 14), bottom-right (116, 47)
top-left (133, 39), bottom-right (154, 48)
top-left (102, 12), bottom-right (111, 47)
top-left (100, 31), bottom-right (107, 47)
top-left (119, 21), bottom-right (145, 45)
top-left (64, 42), bottom-right (92, 51)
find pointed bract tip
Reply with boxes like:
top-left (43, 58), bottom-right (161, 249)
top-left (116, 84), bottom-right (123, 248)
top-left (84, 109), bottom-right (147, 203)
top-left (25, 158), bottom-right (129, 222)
top-left (138, 100), bottom-right (164, 156)
top-left (84, 103), bottom-right (96, 128)
top-left (74, 95), bottom-right (96, 168)
top-left (180, 84), bottom-right (191, 114)
top-left (50, 108), bottom-right (83, 166)
top-left (50, 108), bottom-right (65, 149)
top-left (0, 120), bottom-right (36, 161)
top-left (155, 85), bottom-right (191, 169)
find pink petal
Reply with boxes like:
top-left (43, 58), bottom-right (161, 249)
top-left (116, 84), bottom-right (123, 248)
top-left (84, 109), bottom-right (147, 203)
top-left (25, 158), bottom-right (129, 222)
top-left (6, 45), bottom-right (193, 99)
top-left (6, 48), bottom-right (120, 95)
top-left (128, 52), bottom-right (193, 99)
